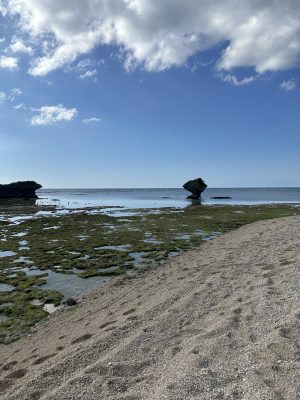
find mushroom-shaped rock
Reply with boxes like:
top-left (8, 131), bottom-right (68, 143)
top-left (183, 178), bottom-right (207, 199)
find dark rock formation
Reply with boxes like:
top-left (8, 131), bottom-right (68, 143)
top-left (64, 298), bottom-right (77, 306)
top-left (0, 181), bottom-right (42, 199)
top-left (183, 178), bottom-right (207, 199)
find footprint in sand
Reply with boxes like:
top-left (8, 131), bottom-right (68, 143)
top-left (27, 390), bottom-right (45, 400)
top-left (2, 360), bottom-right (18, 371)
top-left (171, 347), bottom-right (181, 356)
top-left (32, 354), bottom-right (56, 365)
top-left (5, 368), bottom-right (27, 379)
top-left (123, 308), bottom-right (136, 316)
top-left (71, 333), bottom-right (93, 345)
top-left (99, 320), bottom-right (118, 329)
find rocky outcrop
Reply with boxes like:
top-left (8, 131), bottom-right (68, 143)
top-left (183, 178), bottom-right (207, 199)
top-left (0, 181), bottom-right (42, 199)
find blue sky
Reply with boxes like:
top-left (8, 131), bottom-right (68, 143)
top-left (0, 1), bottom-right (299, 188)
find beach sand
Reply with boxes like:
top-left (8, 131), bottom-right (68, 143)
top-left (0, 216), bottom-right (299, 399)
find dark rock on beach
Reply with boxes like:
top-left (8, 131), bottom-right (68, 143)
top-left (0, 181), bottom-right (42, 199)
top-left (183, 178), bottom-right (207, 199)
top-left (64, 298), bottom-right (78, 306)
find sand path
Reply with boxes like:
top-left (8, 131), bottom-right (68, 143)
top-left (0, 216), bottom-right (299, 399)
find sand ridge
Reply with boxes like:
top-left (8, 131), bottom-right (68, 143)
top-left (0, 216), bottom-right (299, 399)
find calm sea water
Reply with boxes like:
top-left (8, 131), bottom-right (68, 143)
top-left (37, 188), bottom-right (300, 209)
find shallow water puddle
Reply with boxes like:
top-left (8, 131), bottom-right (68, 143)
top-left (11, 231), bottom-right (28, 237)
top-left (0, 251), bottom-right (16, 258)
top-left (95, 244), bottom-right (131, 251)
top-left (176, 234), bottom-right (191, 240)
top-left (143, 238), bottom-right (163, 244)
top-left (76, 235), bottom-right (89, 241)
top-left (0, 283), bottom-right (15, 292)
top-left (42, 270), bottom-right (108, 300)
top-left (98, 265), bottom-right (121, 274)
top-left (128, 252), bottom-right (148, 267)
top-left (78, 255), bottom-right (91, 260)
top-left (19, 240), bottom-right (29, 246)
top-left (13, 256), bottom-right (34, 265)
top-left (68, 251), bottom-right (81, 256)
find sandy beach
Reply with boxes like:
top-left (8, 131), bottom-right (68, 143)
top-left (0, 215), bottom-right (299, 399)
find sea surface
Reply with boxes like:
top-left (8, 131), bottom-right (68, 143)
top-left (37, 187), bottom-right (300, 210)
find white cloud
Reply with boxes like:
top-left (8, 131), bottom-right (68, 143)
top-left (79, 69), bottom-right (97, 79)
top-left (10, 38), bottom-right (33, 54)
top-left (9, 87), bottom-right (22, 100)
top-left (0, 91), bottom-right (6, 102)
top-left (0, 55), bottom-right (18, 70)
top-left (280, 79), bottom-right (297, 92)
top-left (0, 88), bottom-right (22, 102)
top-left (223, 74), bottom-right (256, 86)
top-left (31, 104), bottom-right (78, 126)
top-left (3, 1), bottom-right (300, 77)
top-left (83, 117), bottom-right (102, 124)
top-left (13, 102), bottom-right (25, 109)
top-left (77, 59), bottom-right (95, 70)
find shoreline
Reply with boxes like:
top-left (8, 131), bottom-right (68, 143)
top-left (1, 216), bottom-right (299, 399)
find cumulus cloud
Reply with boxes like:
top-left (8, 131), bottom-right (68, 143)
top-left (83, 117), bottom-right (102, 124)
top-left (0, 55), bottom-right (18, 70)
top-left (280, 79), bottom-right (297, 92)
top-left (223, 74), bottom-right (256, 86)
top-left (2, 1), bottom-right (300, 77)
top-left (79, 69), bottom-right (97, 79)
top-left (10, 38), bottom-right (33, 54)
top-left (0, 91), bottom-right (6, 102)
top-left (31, 104), bottom-right (78, 126)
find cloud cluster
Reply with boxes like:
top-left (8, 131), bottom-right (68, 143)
top-left (0, 55), bottom-right (18, 70)
top-left (1, 0), bottom-right (300, 76)
top-left (79, 69), bottom-right (97, 79)
top-left (280, 79), bottom-right (297, 92)
top-left (0, 87), bottom-right (22, 102)
top-left (31, 104), bottom-right (78, 125)
top-left (10, 38), bottom-right (33, 54)
top-left (222, 74), bottom-right (255, 86)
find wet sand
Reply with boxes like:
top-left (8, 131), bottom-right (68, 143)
top-left (0, 216), bottom-right (299, 399)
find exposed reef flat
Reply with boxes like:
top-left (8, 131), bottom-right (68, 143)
top-left (0, 215), bottom-right (299, 399)
top-left (0, 204), bottom-right (300, 344)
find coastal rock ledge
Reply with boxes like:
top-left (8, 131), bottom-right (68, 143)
top-left (183, 177), bottom-right (207, 199)
top-left (0, 181), bottom-right (42, 199)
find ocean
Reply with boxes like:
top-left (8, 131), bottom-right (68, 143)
top-left (37, 187), bottom-right (300, 210)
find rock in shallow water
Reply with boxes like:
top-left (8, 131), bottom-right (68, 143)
top-left (183, 178), bottom-right (207, 199)
top-left (0, 181), bottom-right (42, 199)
